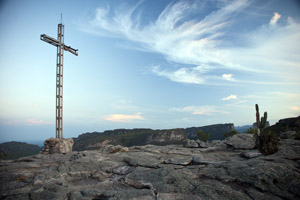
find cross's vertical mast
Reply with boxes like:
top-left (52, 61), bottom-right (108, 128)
top-left (56, 24), bottom-right (64, 139)
top-left (41, 21), bottom-right (78, 140)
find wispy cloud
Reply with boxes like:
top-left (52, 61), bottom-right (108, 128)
top-left (153, 65), bottom-right (205, 84)
top-left (102, 113), bottom-right (144, 123)
top-left (0, 119), bottom-right (21, 126)
top-left (270, 12), bottom-right (281, 25)
top-left (111, 99), bottom-right (138, 110)
top-left (224, 100), bottom-right (247, 107)
top-left (1, 119), bottom-right (53, 126)
top-left (81, 0), bottom-right (300, 86)
top-left (170, 105), bottom-right (228, 115)
top-left (290, 106), bottom-right (300, 111)
top-left (272, 92), bottom-right (300, 98)
top-left (25, 119), bottom-right (53, 126)
top-left (222, 94), bottom-right (238, 101)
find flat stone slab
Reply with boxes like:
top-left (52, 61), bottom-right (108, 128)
top-left (240, 150), bottom-right (262, 159)
top-left (192, 156), bottom-right (225, 165)
top-left (163, 157), bottom-right (193, 166)
top-left (225, 134), bottom-right (255, 150)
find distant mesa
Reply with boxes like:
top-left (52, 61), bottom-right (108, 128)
top-left (2, 116), bottom-right (299, 159)
top-left (253, 121), bottom-right (270, 129)
top-left (72, 124), bottom-right (235, 151)
top-left (0, 142), bottom-right (41, 160)
top-left (1, 116), bottom-right (300, 200)
top-left (235, 125), bottom-right (253, 133)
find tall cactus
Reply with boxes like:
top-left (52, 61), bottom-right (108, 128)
top-left (255, 104), bottom-right (267, 135)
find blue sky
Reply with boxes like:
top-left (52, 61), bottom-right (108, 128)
top-left (0, 0), bottom-right (300, 142)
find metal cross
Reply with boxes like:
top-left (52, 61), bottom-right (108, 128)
top-left (41, 23), bottom-right (78, 139)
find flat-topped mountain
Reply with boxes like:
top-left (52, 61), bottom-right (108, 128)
top-left (0, 142), bottom-right (42, 160)
top-left (73, 124), bottom-right (234, 151)
top-left (1, 117), bottom-right (299, 199)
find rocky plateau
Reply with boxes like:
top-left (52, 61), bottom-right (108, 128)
top-left (1, 133), bottom-right (300, 200)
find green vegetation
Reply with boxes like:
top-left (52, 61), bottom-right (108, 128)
top-left (197, 130), bottom-right (210, 142)
top-left (114, 130), bottom-right (153, 147)
top-left (246, 127), bottom-right (257, 134)
top-left (254, 104), bottom-right (278, 155)
top-left (255, 130), bottom-right (278, 155)
top-left (224, 130), bottom-right (238, 138)
top-left (0, 150), bottom-right (8, 160)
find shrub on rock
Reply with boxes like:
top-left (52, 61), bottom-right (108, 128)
top-left (255, 130), bottom-right (278, 155)
top-left (224, 130), bottom-right (238, 138)
top-left (197, 130), bottom-right (209, 142)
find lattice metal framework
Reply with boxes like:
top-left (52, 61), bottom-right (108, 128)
top-left (41, 23), bottom-right (78, 139)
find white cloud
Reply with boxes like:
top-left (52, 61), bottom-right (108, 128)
top-left (153, 65), bottom-right (205, 84)
top-left (272, 92), bottom-right (300, 98)
top-left (81, 0), bottom-right (300, 86)
top-left (82, 0), bottom-right (249, 67)
top-left (222, 94), bottom-right (238, 101)
top-left (170, 105), bottom-right (228, 115)
top-left (222, 74), bottom-right (235, 81)
top-left (103, 113), bottom-right (144, 123)
top-left (290, 106), bottom-right (300, 111)
top-left (270, 12), bottom-right (281, 25)
top-left (224, 100), bottom-right (247, 107)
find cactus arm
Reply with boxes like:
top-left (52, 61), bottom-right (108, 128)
top-left (255, 104), bottom-right (260, 135)
top-left (255, 104), bottom-right (268, 136)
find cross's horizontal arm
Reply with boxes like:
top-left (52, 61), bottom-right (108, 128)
top-left (63, 45), bottom-right (78, 56)
top-left (41, 34), bottom-right (59, 46)
top-left (40, 34), bottom-right (78, 56)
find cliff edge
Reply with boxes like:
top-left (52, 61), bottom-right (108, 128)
top-left (1, 133), bottom-right (299, 200)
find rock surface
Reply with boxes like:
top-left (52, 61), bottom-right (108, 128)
top-left (1, 137), bottom-right (300, 200)
top-left (280, 131), bottom-right (296, 139)
top-left (184, 139), bottom-right (208, 148)
top-left (240, 150), bottom-right (262, 159)
top-left (225, 133), bottom-right (256, 150)
top-left (41, 138), bottom-right (74, 154)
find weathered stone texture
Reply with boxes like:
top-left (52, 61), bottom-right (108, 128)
top-left (225, 133), bottom-right (256, 149)
top-left (1, 137), bottom-right (300, 200)
top-left (41, 137), bottom-right (74, 154)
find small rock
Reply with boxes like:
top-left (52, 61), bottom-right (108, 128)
top-left (240, 150), bottom-right (262, 159)
top-left (163, 157), bottom-right (192, 166)
top-left (198, 144), bottom-right (227, 152)
top-left (184, 139), bottom-right (199, 148)
top-left (33, 180), bottom-right (44, 186)
top-left (195, 140), bottom-right (208, 148)
top-left (113, 166), bottom-right (132, 175)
